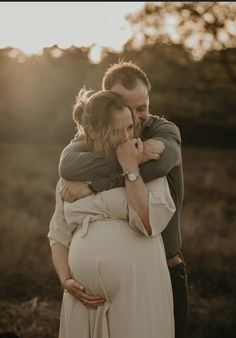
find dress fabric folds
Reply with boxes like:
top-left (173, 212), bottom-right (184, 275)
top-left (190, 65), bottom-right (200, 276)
top-left (56, 177), bottom-right (176, 338)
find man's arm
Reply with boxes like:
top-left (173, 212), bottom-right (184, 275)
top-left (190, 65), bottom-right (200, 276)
top-left (59, 118), bottom-right (181, 194)
top-left (59, 140), bottom-right (120, 182)
top-left (139, 118), bottom-right (182, 182)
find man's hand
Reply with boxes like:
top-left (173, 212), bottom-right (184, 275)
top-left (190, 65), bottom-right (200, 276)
top-left (60, 180), bottom-right (93, 202)
top-left (63, 278), bottom-right (105, 310)
top-left (142, 139), bottom-right (165, 163)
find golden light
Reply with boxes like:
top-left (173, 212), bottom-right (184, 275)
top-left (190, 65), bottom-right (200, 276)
top-left (0, 2), bottom-right (146, 63)
top-left (88, 45), bottom-right (103, 64)
top-left (19, 45), bottom-right (44, 57)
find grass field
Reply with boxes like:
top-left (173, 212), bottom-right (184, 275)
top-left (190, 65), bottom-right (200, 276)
top-left (0, 142), bottom-right (235, 338)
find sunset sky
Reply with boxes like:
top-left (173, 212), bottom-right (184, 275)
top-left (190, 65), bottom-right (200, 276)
top-left (0, 2), bottom-right (146, 62)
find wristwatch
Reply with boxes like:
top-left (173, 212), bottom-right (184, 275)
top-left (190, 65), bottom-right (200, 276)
top-left (122, 169), bottom-right (140, 182)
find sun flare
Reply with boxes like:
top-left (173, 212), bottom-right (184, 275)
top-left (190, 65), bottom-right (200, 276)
top-left (0, 2), bottom-right (146, 62)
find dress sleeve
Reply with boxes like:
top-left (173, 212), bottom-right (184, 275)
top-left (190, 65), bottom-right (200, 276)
top-left (47, 179), bottom-right (74, 248)
top-left (128, 178), bottom-right (176, 237)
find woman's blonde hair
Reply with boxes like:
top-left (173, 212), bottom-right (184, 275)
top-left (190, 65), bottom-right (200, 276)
top-left (72, 88), bottom-right (134, 157)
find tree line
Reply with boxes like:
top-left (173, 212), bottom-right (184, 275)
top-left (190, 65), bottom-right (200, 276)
top-left (0, 43), bottom-right (235, 146)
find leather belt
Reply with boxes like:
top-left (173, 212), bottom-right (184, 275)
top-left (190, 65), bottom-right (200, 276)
top-left (167, 253), bottom-right (183, 268)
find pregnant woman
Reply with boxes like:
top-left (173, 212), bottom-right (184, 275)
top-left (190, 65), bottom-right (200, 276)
top-left (48, 89), bottom-right (176, 338)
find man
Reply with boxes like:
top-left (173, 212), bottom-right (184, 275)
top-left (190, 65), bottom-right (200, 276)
top-left (49, 61), bottom-right (188, 338)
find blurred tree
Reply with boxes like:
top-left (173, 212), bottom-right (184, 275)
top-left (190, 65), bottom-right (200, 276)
top-left (126, 2), bottom-right (236, 84)
top-left (0, 43), bottom-right (235, 145)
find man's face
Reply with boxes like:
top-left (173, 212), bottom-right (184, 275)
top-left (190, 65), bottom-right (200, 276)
top-left (111, 79), bottom-right (150, 137)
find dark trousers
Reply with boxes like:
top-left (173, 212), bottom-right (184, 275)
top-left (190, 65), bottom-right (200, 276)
top-left (169, 261), bottom-right (188, 338)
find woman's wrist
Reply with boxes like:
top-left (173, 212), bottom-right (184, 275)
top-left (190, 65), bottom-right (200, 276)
top-left (61, 277), bottom-right (72, 289)
top-left (121, 162), bottom-right (139, 172)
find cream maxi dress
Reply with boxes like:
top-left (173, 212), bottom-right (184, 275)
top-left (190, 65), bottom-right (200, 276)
top-left (49, 177), bottom-right (176, 338)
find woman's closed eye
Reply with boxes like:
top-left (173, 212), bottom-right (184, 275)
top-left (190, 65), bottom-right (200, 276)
top-left (128, 123), bottom-right (134, 131)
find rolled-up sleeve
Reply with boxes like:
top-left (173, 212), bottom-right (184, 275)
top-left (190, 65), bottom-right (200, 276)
top-left (128, 178), bottom-right (176, 237)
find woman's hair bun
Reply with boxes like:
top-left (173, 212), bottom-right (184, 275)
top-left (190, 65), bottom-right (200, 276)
top-left (73, 86), bottom-right (93, 125)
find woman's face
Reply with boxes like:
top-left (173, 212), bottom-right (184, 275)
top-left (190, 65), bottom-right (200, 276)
top-left (110, 106), bottom-right (134, 149)
top-left (91, 106), bottom-right (134, 153)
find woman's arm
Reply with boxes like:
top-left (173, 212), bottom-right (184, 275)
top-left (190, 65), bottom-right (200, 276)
top-left (117, 138), bottom-right (152, 236)
top-left (51, 243), bottom-right (105, 309)
top-left (49, 181), bottom-right (105, 308)
top-left (51, 242), bottom-right (71, 287)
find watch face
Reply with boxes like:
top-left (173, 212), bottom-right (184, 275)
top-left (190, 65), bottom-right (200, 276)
top-left (127, 172), bottom-right (139, 182)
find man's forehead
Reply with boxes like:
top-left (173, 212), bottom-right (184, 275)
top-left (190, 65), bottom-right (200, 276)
top-left (112, 79), bottom-right (148, 93)
top-left (111, 81), bottom-right (149, 104)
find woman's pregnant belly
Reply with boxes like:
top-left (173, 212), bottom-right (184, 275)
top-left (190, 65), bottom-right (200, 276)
top-left (68, 218), bottom-right (166, 301)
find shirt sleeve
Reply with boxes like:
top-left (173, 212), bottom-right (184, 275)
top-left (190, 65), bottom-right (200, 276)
top-left (140, 118), bottom-right (182, 182)
top-left (59, 139), bottom-right (123, 191)
top-left (47, 179), bottom-right (74, 248)
top-left (58, 118), bottom-right (182, 192)
top-left (128, 178), bottom-right (176, 237)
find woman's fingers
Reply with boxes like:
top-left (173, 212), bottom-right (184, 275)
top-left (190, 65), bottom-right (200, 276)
top-left (72, 287), bottom-right (105, 303)
top-left (137, 137), bottom-right (143, 153)
top-left (78, 291), bottom-right (105, 309)
top-left (64, 278), bottom-right (105, 308)
top-left (117, 138), bottom-right (143, 168)
top-left (79, 291), bottom-right (105, 304)
top-left (81, 295), bottom-right (105, 306)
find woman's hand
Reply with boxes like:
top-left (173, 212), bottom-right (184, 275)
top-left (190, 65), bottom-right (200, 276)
top-left (117, 138), bottom-right (143, 172)
top-left (63, 278), bottom-right (105, 310)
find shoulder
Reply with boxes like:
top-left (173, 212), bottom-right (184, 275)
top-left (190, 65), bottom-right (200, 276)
top-left (61, 136), bottom-right (86, 158)
top-left (143, 114), bottom-right (181, 139)
top-left (148, 114), bottom-right (179, 130)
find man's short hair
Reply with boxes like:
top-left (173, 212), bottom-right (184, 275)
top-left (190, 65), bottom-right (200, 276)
top-left (102, 61), bottom-right (151, 91)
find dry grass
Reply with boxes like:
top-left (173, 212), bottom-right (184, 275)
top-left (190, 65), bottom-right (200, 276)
top-left (0, 143), bottom-right (236, 337)
top-left (0, 298), bottom-right (60, 338)
top-left (181, 147), bottom-right (236, 338)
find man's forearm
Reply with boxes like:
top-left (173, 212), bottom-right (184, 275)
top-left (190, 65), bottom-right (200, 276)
top-left (140, 138), bottom-right (181, 182)
top-left (59, 119), bottom-right (182, 192)
top-left (60, 152), bottom-right (118, 181)
top-left (59, 140), bottom-right (180, 192)
top-left (140, 118), bottom-right (182, 182)
top-left (59, 141), bottom-right (119, 182)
